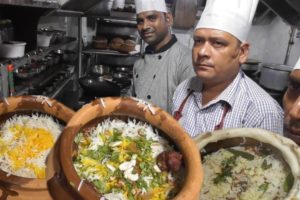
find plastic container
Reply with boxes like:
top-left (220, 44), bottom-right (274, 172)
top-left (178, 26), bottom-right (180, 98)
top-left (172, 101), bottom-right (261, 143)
top-left (37, 34), bottom-right (52, 47)
top-left (0, 41), bottom-right (26, 58)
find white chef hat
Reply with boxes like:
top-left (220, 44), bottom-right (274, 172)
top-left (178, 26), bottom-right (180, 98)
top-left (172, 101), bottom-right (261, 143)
top-left (135, 0), bottom-right (167, 14)
top-left (195, 0), bottom-right (259, 42)
top-left (293, 57), bottom-right (300, 70)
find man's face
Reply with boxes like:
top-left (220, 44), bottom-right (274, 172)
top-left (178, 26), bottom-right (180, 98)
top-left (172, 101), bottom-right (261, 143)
top-left (192, 28), bottom-right (249, 86)
top-left (283, 70), bottom-right (300, 136)
top-left (136, 11), bottom-right (172, 48)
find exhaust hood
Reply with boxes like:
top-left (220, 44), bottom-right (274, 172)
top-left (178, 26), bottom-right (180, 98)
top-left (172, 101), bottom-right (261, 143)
top-left (260, 0), bottom-right (300, 27)
top-left (0, 0), bottom-right (111, 16)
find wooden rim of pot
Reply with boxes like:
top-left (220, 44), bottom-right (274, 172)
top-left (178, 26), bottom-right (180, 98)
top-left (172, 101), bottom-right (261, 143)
top-left (59, 97), bottom-right (203, 200)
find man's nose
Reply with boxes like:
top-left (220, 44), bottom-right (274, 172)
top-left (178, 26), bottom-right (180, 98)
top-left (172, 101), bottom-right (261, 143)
top-left (289, 97), bottom-right (300, 120)
top-left (198, 42), bottom-right (211, 57)
top-left (142, 20), bottom-right (150, 30)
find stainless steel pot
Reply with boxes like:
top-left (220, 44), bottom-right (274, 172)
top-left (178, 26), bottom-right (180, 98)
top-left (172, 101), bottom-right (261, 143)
top-left (96, 54), bottom-right (139, 66)
top-left (90, 64), bottom-right (110, 76)
top-left (259, 63), bottom-right (293, 91)
top-left (115, 66), bottom-right (132, 72)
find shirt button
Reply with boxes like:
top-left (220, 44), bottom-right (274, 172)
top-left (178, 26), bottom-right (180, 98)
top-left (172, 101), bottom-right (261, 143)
top-left (147, 95), bottom-right (151, 99)
top-left (158, 55), bottom-right (162, 59)
top-left (135, 74), bottom-right (139, 78)
top-left (153, 74), bottom-right (156, 79)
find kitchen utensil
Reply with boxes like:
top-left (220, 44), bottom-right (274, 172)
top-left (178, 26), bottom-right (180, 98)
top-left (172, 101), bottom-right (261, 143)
top-left (0, 96), bottom-right (74, 200)
top-left (96, 54), bottom-right (139, 66)
top-left (259, 63), bottom-right (293, 91)
top-left (37, 34), bottom-right (52, 47)
top-left (113, 72), bottom-right (131, 83)
top-left (46, 97), bottom-right (203, 200)
top-left (0, 41), bottom-right (26, 58)
top-left (194, 128), bottom-right (300, 199)
top-left (90, 64), bottom-right (110, 76)
top-left (115, 66), bottom-right (132, 72)
top-left (78, 76), bottom-right (120, 97)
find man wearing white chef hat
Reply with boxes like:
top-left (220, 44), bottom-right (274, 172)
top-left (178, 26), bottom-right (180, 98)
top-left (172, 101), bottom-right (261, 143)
top-left (172, 0), bottom-right (284, 137)
top-left (283, 57), bottom-right (300, 145)
top-left (127, 0), bottom-right (194, 113)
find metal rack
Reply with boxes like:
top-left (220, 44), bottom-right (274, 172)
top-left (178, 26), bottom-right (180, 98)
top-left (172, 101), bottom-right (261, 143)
top-left (0, 37), bottom-right (77, 69)
top-left (0, 0), bottom-right (59, 9)
top-left (78, 14), bottom-right (141, 78)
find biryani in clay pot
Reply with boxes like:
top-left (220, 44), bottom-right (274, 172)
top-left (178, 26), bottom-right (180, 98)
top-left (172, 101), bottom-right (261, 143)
top-left (194, 128), bottom-right (300, 200)
top-left (46, 97), bottom-right (203, 200)
top-left (0, 95), bottom-right (74, 200)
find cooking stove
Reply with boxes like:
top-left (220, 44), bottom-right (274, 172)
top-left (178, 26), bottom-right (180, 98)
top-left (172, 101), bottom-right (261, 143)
top-left (77, 74), bottom-right (132, 107)
top-left (15, 65), bottom-right (74, 97)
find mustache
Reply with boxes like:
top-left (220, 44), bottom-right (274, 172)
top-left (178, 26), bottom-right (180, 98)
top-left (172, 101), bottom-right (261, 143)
top-left (141, 27), bottom-right (155, 35)
top-left (284, 119), bottom-right (300, 130)
top-left (194, 61), bottom-right (214, 67)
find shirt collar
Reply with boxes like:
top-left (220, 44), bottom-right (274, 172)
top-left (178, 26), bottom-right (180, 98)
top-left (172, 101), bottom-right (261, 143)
top-left (145, 35), bottom-right (177, 54)
top-left (188, 71), bottom-right (244, 108)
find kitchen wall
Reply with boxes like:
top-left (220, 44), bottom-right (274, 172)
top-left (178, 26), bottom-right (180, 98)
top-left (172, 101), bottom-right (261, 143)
top-left (174, 15), bottom-right (300, 67)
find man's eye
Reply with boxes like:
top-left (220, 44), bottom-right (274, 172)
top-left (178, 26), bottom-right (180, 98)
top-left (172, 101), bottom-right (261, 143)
top-left (148, 16), bottom-right (156, 21)
top-left (136, 19), bottom-right (143, 25)
top-left (212, 41), bottom-right (225, 48)
top-left (194, 39), bottom-right (204, 45)
top-left (289, 80), bottom-right (300, 91)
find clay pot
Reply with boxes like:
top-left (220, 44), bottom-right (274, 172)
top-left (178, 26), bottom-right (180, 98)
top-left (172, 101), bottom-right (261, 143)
top-left (194, 128), bottom-right (300, 200)
top-left (46, 97), bottom-right (203, 200)
top-left (0, 95), bottom-right (75, 200)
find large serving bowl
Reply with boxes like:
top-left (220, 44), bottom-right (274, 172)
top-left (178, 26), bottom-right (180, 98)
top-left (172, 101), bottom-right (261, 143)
top-left (46, 97), bottom-right (203, 200)
top-left (0, 95), bottom-right (75, 200)
top-left (194, 128), bottom-right (300, 200)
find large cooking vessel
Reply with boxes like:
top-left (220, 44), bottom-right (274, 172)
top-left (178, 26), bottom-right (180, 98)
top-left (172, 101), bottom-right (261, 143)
top-left (95, 54), bottom-right (139, 67)
top-left (0, 96), bottom-right (74, 200)
top-left (79, 76), bottom-right (120, 97)
top-left (46, 97), bottom-right (203, 200)
top-left (194, 128), bottom-right (300, 200)
top-left (259, 63), bottom-right (293, 91)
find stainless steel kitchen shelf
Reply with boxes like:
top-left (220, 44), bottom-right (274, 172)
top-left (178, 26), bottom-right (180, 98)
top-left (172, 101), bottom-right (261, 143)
top-left (0, 37), bottom-right (77, 69)
top-left (82, 48), bottom-right (140, 57)
top-left (47, 9), bottom-right (84, 17)
top-left (50, 74), bottom-right (74, 98)
top-left (0, 0), bottom-right (59, 9)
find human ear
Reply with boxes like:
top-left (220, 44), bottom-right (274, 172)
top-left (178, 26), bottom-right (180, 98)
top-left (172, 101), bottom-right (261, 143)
top-left (239, 42), bottom-right (250, 64)
top-left (165, 13), bottom-right (174, 26)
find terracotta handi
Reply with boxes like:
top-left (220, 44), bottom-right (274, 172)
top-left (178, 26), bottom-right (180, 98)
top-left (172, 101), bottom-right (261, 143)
top-left (46, 97), bottom-right (203, 200)
top-left (194, 128), bottom-right (300, 200)
top-left (0, 95), bottom-right (75, 200)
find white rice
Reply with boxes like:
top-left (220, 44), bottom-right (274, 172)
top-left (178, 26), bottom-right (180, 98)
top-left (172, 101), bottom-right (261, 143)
top-left (200, 146), bottom-right (291, 200)
top-left (0, 114), bottom-right (62, 178)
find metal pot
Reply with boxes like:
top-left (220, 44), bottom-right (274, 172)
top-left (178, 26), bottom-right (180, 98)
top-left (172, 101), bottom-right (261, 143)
top-left (115, 66), bottom-right (132, 72)
top-left (79, 76), bottom-right (120, 97)
top-left (0, 41), bottom-right (26, 58)
top-left (96, 54), bottom-right (139, 66)
top-left (53, 49), bottom-right (76, 64)
top-left (259, 63), bottom-right (293, 91)
top-left (113, 72), bottom-right (131, 84)
top-left (90, 64), bottom-right (110, 76)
